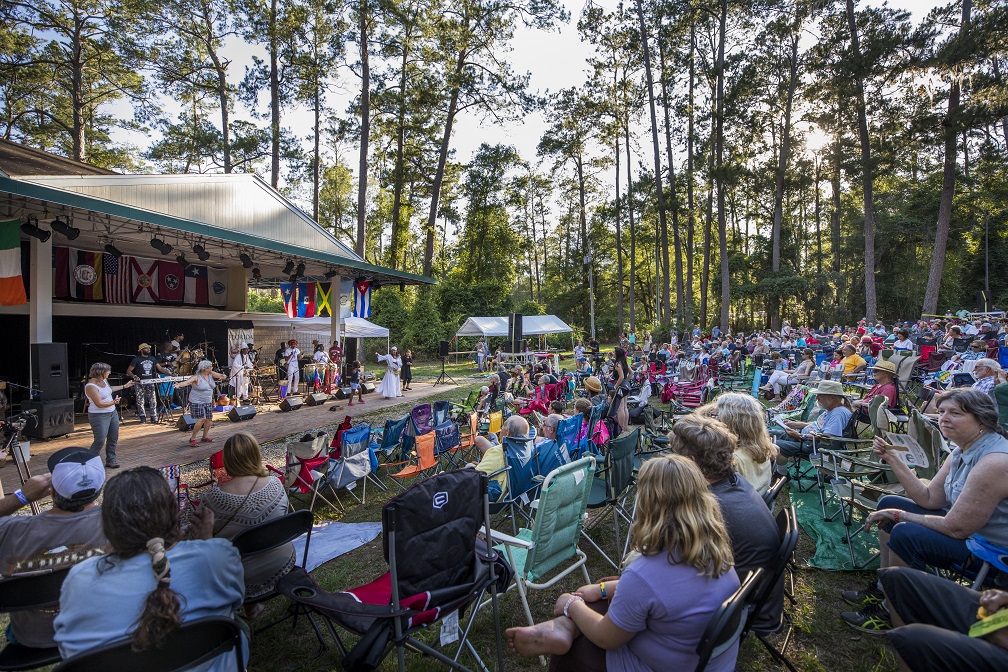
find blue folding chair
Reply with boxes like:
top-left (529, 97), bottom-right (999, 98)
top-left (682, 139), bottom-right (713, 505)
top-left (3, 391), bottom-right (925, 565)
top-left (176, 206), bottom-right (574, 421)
top-left (490, 434), bottom-right (541, 534)
top-left (433, 420), bottom-right (465, 469)
top-left (534, 438), bottom-right (570, 482)
top-left (327, 424), bottom-right (381, 505)
top-left (556, 415), bottom-right (581, 457)
top-left (373, 415), bottom-right (414, 485)
top-left (433, 400), bottom-right (450, 427)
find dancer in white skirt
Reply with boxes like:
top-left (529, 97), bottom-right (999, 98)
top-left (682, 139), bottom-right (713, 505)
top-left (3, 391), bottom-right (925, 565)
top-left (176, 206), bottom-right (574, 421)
top-left (376, 346), bottom-right (403, 398)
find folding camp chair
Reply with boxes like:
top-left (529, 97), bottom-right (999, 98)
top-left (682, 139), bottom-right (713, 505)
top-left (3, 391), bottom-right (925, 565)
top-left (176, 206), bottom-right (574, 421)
top-left (487, 457), bottom-right (596, 632)
top-left (328, 424), bottom-right (380, 505)
top-left (694, 569), bottom-right (763, 672)
top-left (433, 400), bottom-right (450, 426)
top-left (389, 432), bottom-right (438, 489)
top-left (451, 390), bottom-right (480, 422)
top-left (967, 535), bottom-right (1008, 590)
top-left (372, 415), bottom-right (413, 484)
top-left (53, 616), bottom-right (247, 672)
top-left (487, 410), bottom-right (503, 436)
top-left (267, 431), bottom-right (340, 512)
top-left (556, 415), bottom-right (582, 458)
top-left (533, 438), bottom-right (570, 481)
top-left (434, 420), bottom-right (466, 469)
top-left (741, 506), bottom-right (800, 672)
top-left (408, 403), bottom-right (434, 436)
top-left (457, 412), bottom-right (479, 463)
top-left (0, 567), bottom-right (71, 671)
top-left (490, 433), bottom-right (542, 534)
top-left (275, 470), bottom-right (511, 672)
top-left (582, 428), bottom-right (638, 570)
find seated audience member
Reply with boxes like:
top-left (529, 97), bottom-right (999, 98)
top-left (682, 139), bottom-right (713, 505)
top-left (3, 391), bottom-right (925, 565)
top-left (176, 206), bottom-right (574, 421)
top-left (762, 350), bottom-right (814, 401)
top-left (700, 393), bottom-right (776, 494)
top-left (475, 386), bottom-right (491, 413)
top-left (572, 397), bottom-right (609, 449)
top-left (892, 329), bottom-right (914, 351)
top-left (840, 344), bottom-right (868, 380)
top-left (54, 467), bottom-right (247, 670)
top-left (470, 415), bottom-right (531, 501)
top-left (203, 433), bottom-right (294, 607)
top-left (0, 450), bottom-right (107, 650)
top-left (774, 380), bottom-right (853, 471)
top-left (549, 400), bottom-right (566, 415)
top-left (537, 413), bottom-right (563, 446)
top-left (506, 454), bottom-right (741, 671)
top-left (972, 358), bottom-right (1002, 399)
top-left (851, 360), bottom-right (900, 419)
top-left (583, 376), bottom-right (607, 408)
top-left (840, 388), bottom-right (1008, 633)
top-left (668, 414), bottom-right (782, 630)
top-left (961, 340), bottom-right (989, 361)
top-left (877, 567), bottom-right (1008, 671)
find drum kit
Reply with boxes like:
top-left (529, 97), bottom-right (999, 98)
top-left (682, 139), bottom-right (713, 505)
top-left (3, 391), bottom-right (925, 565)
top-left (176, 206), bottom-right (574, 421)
top-left (177, 346), bottom-right (207, 376)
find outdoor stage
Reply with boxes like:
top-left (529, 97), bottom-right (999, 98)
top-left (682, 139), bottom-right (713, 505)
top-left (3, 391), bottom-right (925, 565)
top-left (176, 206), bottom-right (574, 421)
top-left (2, 381), bottom-right (460, 494)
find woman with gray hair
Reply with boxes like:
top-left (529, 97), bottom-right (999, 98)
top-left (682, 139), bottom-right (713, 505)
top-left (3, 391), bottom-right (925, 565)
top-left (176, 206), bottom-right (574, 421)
top-left (175, 361), bottom-right (228, 447)
top-left (84, 362), bottom-right (134, 468)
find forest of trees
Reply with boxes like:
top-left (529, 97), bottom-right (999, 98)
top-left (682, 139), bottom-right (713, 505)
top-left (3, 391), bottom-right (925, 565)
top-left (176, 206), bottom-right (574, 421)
top-left (3, 0), bottom-right (1008, 350)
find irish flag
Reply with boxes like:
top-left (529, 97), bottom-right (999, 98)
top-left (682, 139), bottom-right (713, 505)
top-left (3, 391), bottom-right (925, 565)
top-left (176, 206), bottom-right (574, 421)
top-left (0, 219), bottom-right (27, 306)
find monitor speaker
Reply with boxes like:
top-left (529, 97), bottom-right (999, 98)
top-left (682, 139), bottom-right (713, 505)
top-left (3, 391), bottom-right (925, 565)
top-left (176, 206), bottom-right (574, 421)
top-left (334, 387), bottom-right (353, 400)
top-left (362, 381), bottom-right (376, 393)
top-left (228, 406), bottom-right (257, 422)
top-left (176, 414), bottom-right (197, 431)
top-left (438, 340), bottom-right (450, 358)
top-left (22, 399), bottom-right (74, 439)
top-left (279, 397), bottom-right (303, 412)
top-left (31, 343), bottom-right (69, 401)
top-left (305, 393), bottom-right (328, 406)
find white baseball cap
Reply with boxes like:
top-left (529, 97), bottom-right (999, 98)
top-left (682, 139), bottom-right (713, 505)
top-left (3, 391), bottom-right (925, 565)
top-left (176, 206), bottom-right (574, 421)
top-left (48, 447), bottom-right (106, 503)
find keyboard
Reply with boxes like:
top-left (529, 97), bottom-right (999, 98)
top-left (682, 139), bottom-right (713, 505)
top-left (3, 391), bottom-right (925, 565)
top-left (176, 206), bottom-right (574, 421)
top-left (138, 376), bottom-right (189, 385)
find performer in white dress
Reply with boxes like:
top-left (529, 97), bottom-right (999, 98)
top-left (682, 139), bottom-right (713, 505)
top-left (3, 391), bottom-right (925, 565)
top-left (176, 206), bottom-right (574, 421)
top-left (283, 339), bottom-right (301, 396)
top-left (376, 346), bottom-right (403, 398)
top-left (230, 343), bottom-right (253, 402)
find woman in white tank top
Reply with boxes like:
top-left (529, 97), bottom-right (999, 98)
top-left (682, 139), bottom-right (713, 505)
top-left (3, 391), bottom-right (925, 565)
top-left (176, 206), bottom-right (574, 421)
top-left (84, 362), bottom-right (134, 468)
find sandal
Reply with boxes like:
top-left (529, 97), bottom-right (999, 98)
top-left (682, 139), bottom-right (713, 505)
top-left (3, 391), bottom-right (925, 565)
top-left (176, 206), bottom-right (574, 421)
top-left (189, 439), bottom-right (199, 447)
top-left (201, 437), bottom-right (214, 443)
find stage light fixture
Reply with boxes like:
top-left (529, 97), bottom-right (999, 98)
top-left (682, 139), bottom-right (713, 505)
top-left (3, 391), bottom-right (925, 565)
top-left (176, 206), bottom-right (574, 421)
top-left (239, 252), bottom-right (253, 269)
top-left (288, 274), bottom-right (298, 283)
top-left (50, 217), bottom-right (80, 240)
top-left (20, 220), bottom-right (51, 242)
top-left (294, 261), bottom-right (306, 277)
top-left (282, 259), bottom-right (295, 275)
top-left (193, 243), bottom-right (210, 262)
top-left (324, 269), bottom-right (339, 280)
top-left (251, 266), bottom-right (261, 280)
top-left (176, 253), bottom-right (189, 267)
top-left (150, 237), bottom-right (172, 255)
top-left (104, 243), bottom-right (122, 258)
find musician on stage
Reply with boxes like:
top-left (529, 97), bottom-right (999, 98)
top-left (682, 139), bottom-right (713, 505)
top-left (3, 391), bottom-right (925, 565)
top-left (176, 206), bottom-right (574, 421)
top-left (327, 339), bottom-right (343, 392)
top-left (283, 339), bottom-right (301, 397)
top-left (230, 343), bottom-right (254, 403)
top-left (175, 360), bottom-right (228, 446)
top-left (126, 343), bottom-right (169, 423)
top-left (157, 341), bottom-right (182, 409)
top-left (170, 332), bottom-right (185, 352)
top-left (311, 344), bottom-right (330, 393)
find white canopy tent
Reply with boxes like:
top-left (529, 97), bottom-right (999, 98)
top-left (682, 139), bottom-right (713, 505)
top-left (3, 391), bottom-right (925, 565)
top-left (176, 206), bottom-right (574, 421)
top-left (455, 314), bottom-right (573, 338)
top-left (246, 313), bottom-right (389, 353)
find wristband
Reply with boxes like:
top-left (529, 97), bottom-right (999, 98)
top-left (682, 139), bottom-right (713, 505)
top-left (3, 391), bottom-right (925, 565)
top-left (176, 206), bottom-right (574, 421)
top-left (893, 511), bottom-right (900, 524)
top-left (563, 595), bottom-right (584, 619)
top-left (600, 581), bottom-right (607, 599)
top-left (13, 490), bottom-right (29, 507)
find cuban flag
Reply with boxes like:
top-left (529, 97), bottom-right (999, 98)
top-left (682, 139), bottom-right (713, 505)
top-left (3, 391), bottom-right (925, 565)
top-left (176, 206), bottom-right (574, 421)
top-left (354, 279), bottom-right (371, 317)
top-left (297, 282), bottom-right (316, 318)
top-left (280, 282), bottom-right (297, 318)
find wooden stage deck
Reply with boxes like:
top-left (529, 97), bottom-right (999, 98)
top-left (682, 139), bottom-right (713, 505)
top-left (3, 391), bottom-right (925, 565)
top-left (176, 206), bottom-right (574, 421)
top-left (3, 382), bottom-right (461, 494)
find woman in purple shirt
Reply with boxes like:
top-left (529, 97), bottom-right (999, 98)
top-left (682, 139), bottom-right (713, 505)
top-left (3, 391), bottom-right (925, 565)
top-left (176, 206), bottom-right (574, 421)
top-left (507, 454), bottom-right (741, 671)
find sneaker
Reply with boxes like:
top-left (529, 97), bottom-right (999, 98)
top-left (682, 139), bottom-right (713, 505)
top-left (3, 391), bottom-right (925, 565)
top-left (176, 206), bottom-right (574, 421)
top-left (842, 581), bottom-right (884, 607)
top-left (348, 401), bottom-right (354, 406)
top-left (105, 462), bottom-right (120, 469)
top-left (841, 602), bottom-right (891, 634)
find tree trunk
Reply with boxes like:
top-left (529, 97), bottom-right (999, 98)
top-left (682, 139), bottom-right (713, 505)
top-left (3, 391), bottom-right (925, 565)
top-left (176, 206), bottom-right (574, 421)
top-left (830, 130), bottom-right (842, 310)
top-left (769, 28), bottom-right (799, 330)
top-left (993, 58), bottom-right (1008, 143)
top-left (355, 0), bottom-right (370, 258)
top-left (313, 82), bottom-right (321, 221)
top-left (923, 0), bottom-right (971, 315)
top-left (626, 118), bottom-right (637, 331)
top-left (659, 37), bottom-right (684, 326)
top-left (716, 0), bottom-right (729, 333)
top-left (815, 156), bottom-right (822, 277)
top-left (269, 0), bottom-right (280, 187)
top-left (634, 0), bottom-right (669, 325)
top-left (577, 154), bottom-right (589, 327)
top-left (846, 0), bottom-right (876, 322)
top-left (686, 21), bottom-right (696, 329)
top-left (530, 175), bottom-right (542, 302)
top-left (615, 120), bottom-right (624, 332)
top-left (70, 7), bottom-right (85, 162)
top-left (388, 23), bottom-right (412, 270)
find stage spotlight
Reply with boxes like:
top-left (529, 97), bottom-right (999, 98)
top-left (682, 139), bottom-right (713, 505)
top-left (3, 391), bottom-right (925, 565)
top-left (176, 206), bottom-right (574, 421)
top-left (50, 218), bottom-right (80, 240)
top-left (150, 237), bottom-right (172, 255)
top-left (193, 243), bottom-right (210, 262)
top-left (21, 221), bottom-right (51, 242)
top-left (294, 261), bottom-right (305, 277)
top-left (104, 243), bottom-right (122, 258)
top-left (282, 259), bottom-right (295, 275)
top-left (176, 253), bottom-right (189, 267)
top-left (239, 252), bottom-right (253, 269)
top-left (324, 269), bottom-right (339, 280)
top-left (251, 266), bottom-right (261, 280)
top-left (288, 274), bottom-right (298, 283)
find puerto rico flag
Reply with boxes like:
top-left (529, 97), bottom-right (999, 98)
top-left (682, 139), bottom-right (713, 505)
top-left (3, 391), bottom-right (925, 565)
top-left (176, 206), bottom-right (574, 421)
top-left (297, 282), bottom-right (316, 318)
top-left (103, 252), bottom-right (133, 304)
top-left (54, 247), bottom-right (104, 301)
top-left (158, 260), bottom-right (185, 303)
top-left (354, 279), bottom-right (371, 317)
top-left (280, 283), bottom-right (296, 318)
top-left (184, 265), bottom-right (209, 306)
top-left (130, 256), bottom-right (159, 303)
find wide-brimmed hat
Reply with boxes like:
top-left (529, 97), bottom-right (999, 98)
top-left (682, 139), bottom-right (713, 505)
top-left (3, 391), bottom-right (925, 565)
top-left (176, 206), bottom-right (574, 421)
top-left (870, 360), bottom-right (898, 376)
top-left (138, 342), bottom-right (151, 352)
top-left (584, 376), bottom-right (602, 393)
top-left (813, 380), bottom-right (851, 397)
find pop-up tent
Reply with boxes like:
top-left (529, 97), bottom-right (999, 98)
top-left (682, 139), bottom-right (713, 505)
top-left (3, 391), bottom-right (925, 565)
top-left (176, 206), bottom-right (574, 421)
top-left (246, 313), bottom-right (390, 354)
top-left (455, 315), bottom-right (573, 338)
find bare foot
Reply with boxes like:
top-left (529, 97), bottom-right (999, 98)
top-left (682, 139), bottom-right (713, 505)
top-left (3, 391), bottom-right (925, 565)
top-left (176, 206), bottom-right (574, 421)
top-left (506, 618), bottom-right (576, 657)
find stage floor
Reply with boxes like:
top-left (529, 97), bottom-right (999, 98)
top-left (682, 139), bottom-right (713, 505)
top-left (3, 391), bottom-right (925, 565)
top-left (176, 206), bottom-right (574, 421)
top-left (3, 382), bottom-right (461, 494)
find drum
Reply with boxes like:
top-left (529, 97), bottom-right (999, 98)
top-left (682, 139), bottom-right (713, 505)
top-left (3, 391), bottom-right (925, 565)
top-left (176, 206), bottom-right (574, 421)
top-left (178, 349), bottom-right (193, 375)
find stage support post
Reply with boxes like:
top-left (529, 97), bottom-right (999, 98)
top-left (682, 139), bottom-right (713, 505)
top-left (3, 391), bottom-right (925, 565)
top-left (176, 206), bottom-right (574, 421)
top-left (331, 276), bottom-right (342, 346)
top-left (29, 235), bottom-right (53, 344)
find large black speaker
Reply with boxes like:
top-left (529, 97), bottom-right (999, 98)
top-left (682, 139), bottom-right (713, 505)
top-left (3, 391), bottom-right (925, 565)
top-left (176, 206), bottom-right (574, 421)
top-left (438, 340), bottom-right (450, 358)
top-left (22, 399), bottom-right (74, 439)
top-left (305, 393), bottom-right (328, 406)
top-left (334, 387), bottom-right (353, 400)
top-left (228, 406), bottom-right (257, 422)
top-left (508, 313), bottom-right (523, 344)
top-left (506, 339), bottom-right (526, 354)
top-left (176, 414), bottom-right (197, 431)
top-left (31, 343), bottom-right (69, 401)
top-left (279, 397), bottom-right (303, 412)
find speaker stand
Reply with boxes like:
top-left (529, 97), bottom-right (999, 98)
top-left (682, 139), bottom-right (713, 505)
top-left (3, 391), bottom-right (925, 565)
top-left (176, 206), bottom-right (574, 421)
top-left (433, 358), bottom-right (457, 386)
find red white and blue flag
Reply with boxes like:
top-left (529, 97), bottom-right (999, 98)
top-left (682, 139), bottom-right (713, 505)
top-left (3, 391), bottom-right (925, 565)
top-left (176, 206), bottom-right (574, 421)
top-left (280, 282), bottom-right (297, 318)
top-left (103, 252), bottom-right (133, 304)
top-left (184, 265), bottom-right (209, 305)
top-left (354, 279), bottom-right (371, 317)
top-left (158, 260), bottom-right (186, 303)
top-left (297, 282), bottom-right (316, 318)
top-left (130, 257), bottom-right (159, 303)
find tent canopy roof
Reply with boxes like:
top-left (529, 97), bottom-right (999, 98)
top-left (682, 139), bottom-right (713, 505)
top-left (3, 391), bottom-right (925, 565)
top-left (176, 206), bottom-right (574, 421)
top-left (456, 315), bottom-right (573, 338)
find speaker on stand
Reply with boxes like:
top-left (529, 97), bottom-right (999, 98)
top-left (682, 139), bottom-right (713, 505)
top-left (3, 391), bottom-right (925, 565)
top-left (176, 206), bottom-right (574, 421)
top-left (433, 339), bottom-right (457, 386)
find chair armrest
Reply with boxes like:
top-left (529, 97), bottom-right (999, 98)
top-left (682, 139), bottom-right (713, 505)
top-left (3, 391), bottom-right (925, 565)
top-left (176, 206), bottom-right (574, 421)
top-left (487, 528), bottom-right (534, 548)
top-left (489, 465), bottom-right (511, 478)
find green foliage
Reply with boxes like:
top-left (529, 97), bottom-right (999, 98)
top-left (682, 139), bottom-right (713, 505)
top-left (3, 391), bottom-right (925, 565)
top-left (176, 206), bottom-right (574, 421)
top-left (514, 299), bottom-right (545, 316)
top-left (435, 282), bottom-right (513, 331)
top-left (402, 291), bottom-right (445, 356)
top-left (247, 289), bottom-right (284, 313)
top-left (369, 288), bottom-right (409, 346)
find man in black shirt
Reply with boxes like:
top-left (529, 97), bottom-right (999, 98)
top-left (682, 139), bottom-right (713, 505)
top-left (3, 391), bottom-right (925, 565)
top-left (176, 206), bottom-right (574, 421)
top-left (127, 343), bottom-right (167, 423)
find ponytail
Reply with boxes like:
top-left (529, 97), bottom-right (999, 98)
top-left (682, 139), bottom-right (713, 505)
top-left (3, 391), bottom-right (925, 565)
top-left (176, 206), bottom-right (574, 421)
top-left (131, 538), bottom-right (182, 650)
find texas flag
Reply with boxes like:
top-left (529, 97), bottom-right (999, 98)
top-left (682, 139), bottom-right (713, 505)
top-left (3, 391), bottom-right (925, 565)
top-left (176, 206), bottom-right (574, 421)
top-left (280, 282), bottom-right (296, 318)
top-left (354, 279), bottom-right (371, 317)
top-left (297, 282), bottom-right (316, 318)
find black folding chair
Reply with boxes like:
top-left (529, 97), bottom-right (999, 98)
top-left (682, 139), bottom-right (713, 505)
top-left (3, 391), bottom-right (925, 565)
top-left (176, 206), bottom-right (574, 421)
top-left (762, 473), bottom-right (788, 511)
top-left (0, 567), bottom-right (71, 671)
top-left (53, 616), bottom-right (246, 672)
top-left (694, 568), bottom-right (763, 672)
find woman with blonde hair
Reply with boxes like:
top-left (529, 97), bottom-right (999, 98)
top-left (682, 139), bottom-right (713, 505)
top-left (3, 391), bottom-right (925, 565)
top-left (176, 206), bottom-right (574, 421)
top-left (506, 454), bottom-right (741, 671)
top-left (203, 432), bottom-right (294, 607)
top-left (706, 392), bottom-right (777, 493)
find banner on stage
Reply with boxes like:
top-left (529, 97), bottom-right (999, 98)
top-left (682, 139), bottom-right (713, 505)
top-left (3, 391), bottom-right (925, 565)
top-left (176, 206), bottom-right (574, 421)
top-left (227, 327), bottom-right (255, 356)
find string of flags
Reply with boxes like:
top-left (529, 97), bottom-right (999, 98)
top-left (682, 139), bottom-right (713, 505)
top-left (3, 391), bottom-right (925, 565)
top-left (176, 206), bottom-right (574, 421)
top-left (281, 279), bottom-right (371, 318)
